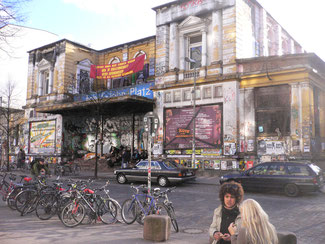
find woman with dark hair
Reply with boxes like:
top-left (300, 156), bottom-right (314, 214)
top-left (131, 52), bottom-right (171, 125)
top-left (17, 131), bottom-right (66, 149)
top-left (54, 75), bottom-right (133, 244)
top-left (209, 181), bottom-right (244, 244)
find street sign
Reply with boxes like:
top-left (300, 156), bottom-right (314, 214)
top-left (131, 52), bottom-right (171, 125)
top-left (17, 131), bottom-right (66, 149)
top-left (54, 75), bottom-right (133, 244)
top-left (144, 112), bottom-right (159, 137)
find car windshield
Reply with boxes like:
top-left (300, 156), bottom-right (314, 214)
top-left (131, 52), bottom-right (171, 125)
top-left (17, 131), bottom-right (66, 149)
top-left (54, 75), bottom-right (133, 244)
top-left (163, 160), bottom-right (179, 169)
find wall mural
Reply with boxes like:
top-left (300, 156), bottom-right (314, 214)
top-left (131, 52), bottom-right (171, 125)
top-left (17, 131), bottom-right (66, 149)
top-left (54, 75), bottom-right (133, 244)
top-left (63, 114), bottom-right (146, 154)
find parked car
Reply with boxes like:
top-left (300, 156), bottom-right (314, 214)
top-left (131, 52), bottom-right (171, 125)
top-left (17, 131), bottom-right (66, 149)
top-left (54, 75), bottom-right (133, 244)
top-left (220, 161), bottom-right (324, 197)
top-left (114, 159), bottom-right (196, 187)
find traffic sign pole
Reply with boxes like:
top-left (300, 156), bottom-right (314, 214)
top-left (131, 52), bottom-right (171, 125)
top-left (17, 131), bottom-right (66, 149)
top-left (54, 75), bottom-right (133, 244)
top-left (143, 112), bottom-right (159, 196)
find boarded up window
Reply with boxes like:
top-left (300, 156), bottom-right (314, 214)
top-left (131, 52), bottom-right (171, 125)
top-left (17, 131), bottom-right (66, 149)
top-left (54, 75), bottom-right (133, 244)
top-left (255, 85), bottom-right (290, 135)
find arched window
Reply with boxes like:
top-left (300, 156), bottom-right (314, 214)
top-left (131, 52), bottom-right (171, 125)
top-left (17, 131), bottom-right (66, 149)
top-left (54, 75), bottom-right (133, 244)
top-left (133, 51), bottom-right (147, 59)
top-left (109, 56), bottom-right (120, 64)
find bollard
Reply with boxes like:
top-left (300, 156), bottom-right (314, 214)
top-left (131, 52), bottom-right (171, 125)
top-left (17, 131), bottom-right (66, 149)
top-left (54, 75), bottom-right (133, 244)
top-left (143, 215), bottom-right (171, 242)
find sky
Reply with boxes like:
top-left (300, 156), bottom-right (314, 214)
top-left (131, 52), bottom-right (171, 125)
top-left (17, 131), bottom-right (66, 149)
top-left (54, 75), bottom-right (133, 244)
top-left (20, 0), bottom-right (325, 60)
top-left (1, 0), bottom-right (325, 108)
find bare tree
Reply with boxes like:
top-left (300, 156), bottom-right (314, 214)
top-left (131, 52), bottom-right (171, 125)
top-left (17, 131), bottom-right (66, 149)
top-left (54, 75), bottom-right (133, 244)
top-left (0, 80), bottom-right (24, 171)
top-left (0, 0), bottom-right (30, 55)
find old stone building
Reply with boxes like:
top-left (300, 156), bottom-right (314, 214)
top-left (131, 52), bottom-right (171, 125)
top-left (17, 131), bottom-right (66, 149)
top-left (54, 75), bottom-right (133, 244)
top-left (151, 0), bottom-right (325, 169)
top-left (23, 0), bottom-right (325, 169)
top-left (24, 37), bottom-right (156, 161)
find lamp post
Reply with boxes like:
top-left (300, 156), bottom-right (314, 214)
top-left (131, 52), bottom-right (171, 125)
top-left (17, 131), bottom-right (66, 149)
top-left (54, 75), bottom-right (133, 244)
top-left (185, 57), bottom-right (197, 168)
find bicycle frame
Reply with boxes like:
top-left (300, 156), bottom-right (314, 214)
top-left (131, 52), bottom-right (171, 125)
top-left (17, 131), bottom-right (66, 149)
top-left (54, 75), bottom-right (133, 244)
top-left (131, 193), bottom-right (156, 217)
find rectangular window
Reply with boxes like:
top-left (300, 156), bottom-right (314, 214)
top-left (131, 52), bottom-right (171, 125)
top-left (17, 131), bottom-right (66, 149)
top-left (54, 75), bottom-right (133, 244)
top-left (203, 87), bottom-right (212, 99)
top-left (183, 89), bottom-right (191, 101)
top-left (194, 88), bottom-right (201, 100)
top-left (41, 70), bottom-right (49, 95)
top-left (79, 69), bottom-right (90, 94)
top-left (173, 90), bottom-right (181, 102)
top-left (255, 85), bottom-right (290, 136)
top-left (164, 92), bottom-right (172, 103)
top-left (188, 35), bottom-right (202, 69)
top-left (214, 86), bottom-right (223, 98)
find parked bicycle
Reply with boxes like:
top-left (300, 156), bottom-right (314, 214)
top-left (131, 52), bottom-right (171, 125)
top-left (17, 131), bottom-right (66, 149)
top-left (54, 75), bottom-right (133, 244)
top-left (153, 186), bottom-right (179, 232)
top-left (59, 180), bottom-right (118, 227)
top-left (14, 176), bottom-right (49, 216)
top-left (121, 184), bottom-right (158, 225)
top-left (35, 178), bottom-right (73, 220)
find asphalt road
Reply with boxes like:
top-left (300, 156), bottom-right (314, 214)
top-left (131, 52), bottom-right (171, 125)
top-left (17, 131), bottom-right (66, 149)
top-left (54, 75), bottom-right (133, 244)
top-left (0, 176), bottom-right (324, 244)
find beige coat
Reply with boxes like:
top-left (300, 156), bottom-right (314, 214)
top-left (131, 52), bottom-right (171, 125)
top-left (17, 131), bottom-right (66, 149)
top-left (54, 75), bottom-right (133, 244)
top-left (209, 205), bottom-right (242, 244)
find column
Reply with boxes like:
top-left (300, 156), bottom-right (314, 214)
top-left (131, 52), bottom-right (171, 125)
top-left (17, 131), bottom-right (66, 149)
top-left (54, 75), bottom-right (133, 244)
top-left (49, 67), bottom-right (54, 94)
top-left (201, 28), bottom-right (207, 67)
top-left (211, 10), bottom-right (222, 62)
top-left (277, 25), bottom-right (282, 56)
top-left (169, 22), bottom-right (179, 70)
top-left (179, 34), bottom-right (185, 70)
top-left (261, 9), bottom-right (268, 56)
top-left (290, 83), bottom-right (301, 153)
top-left (38, 71), bottom-right (43, 96)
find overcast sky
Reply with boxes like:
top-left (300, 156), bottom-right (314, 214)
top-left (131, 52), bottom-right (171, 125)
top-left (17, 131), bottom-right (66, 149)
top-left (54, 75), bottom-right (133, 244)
top-left (22, 0), bottom-right (325, 61)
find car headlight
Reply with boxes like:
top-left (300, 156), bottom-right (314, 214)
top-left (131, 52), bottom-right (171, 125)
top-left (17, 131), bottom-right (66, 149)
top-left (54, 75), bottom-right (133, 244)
top-left (114, 170), bottom-right (117, 175)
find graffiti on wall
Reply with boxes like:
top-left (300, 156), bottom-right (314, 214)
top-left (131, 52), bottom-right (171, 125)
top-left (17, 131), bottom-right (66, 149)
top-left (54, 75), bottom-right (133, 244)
top-left (63, 114), bottom-right (146, 153)
top-left (30, 120), bottom-right (56, 154)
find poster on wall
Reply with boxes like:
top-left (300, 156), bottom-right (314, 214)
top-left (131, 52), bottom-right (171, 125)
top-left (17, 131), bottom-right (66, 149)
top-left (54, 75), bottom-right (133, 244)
top-left (29, 120), bottom-right (56, 154)
top-left (164, 104), bottom-right (222, 150)
top-left (224, 142), bottom-right (236, 155)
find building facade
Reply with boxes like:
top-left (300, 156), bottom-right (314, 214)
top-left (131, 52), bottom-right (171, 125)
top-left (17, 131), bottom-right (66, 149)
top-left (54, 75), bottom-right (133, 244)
top-left (23, 0), bottom-right (325, 169)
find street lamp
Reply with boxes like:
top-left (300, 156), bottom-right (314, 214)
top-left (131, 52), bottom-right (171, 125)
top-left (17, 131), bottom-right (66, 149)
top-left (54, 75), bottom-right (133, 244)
top-left (185, 57), bottom-right (197, 168)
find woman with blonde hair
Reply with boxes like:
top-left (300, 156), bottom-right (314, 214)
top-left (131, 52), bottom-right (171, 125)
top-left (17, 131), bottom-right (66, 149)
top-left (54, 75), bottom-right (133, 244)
top-left (228, 199), bottom-right (278, 244)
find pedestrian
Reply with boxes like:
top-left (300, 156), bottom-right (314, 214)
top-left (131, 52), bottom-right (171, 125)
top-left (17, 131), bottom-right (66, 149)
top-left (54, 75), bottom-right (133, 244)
top-left (17, 148), bottom-right (26, 169)
top-left (209, 181), bottom-right (244, 244)
top-left (228, 198), bottom-right (278, 244)
top-left (121, 147), bottom-right (131, 168)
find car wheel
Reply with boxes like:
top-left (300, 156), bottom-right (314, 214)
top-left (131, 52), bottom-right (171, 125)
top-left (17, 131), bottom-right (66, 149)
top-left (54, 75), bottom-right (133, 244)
top-left (158, 176), bottom-right (169, 187)
top-left (284, 183), bottom-right (299, 197)
top-left (117, 174), bottom-right (127, 184)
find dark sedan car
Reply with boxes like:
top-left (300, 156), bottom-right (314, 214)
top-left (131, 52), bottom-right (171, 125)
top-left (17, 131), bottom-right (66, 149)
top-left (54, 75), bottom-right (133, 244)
top-left (220, 161), bottom-right (324, 197)
top-left (114, 160), bottom-right (196, 187)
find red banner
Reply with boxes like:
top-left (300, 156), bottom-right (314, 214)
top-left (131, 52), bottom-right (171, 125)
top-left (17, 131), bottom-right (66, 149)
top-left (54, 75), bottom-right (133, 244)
top-left (90, 55), bottom-right (145, 79)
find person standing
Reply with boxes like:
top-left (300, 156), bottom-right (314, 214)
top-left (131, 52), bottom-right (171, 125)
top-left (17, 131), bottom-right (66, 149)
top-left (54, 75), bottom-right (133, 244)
top-left (228, 198), bottom-right (278, 244)
top-left (17, 148), bottom-right (26, 169)
top-left (209, 181), bottom-right (244, 244)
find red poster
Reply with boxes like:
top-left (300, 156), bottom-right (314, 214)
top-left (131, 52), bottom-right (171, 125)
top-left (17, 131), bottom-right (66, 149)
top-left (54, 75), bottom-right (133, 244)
top-left (90, 55), bottom-right (145, 79)
top-left (164, 104), bottom-right (223, 150)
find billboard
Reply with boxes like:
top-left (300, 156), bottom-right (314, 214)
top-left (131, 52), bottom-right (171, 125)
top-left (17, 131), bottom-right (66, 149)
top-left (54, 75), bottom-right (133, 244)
top-left (29, 120), bottom-right (56, 154)
top-left (164, 104), bottom-right (223, 150)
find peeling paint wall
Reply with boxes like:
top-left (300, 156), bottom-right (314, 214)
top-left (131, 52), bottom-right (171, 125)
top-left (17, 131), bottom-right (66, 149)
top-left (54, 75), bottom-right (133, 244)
top-left (223, 81), bottom-right (239, 152)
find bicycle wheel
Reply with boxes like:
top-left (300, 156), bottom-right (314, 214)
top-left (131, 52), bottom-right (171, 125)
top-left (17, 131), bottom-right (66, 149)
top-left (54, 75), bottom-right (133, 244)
top-left (156, 203), bottom-right (179, 232)
top-left (36, 194), bottom-right (58, 220)
top-left (135, 200), bottom-right (150, 225)
top-left (99, 199), bottom-right (118, 224)
top-left (60, 201), bottom-right (85, 227)
top-left (20, 190), bottom-right (38, 216)
top-left (7, 186), bottom-right (23, 210)
top-left (1, 183), bottom-right (9, 201)
top-left (15, 189), bottom-right (36, 214)
top-left (121, 199), bottom-right (137, 224)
